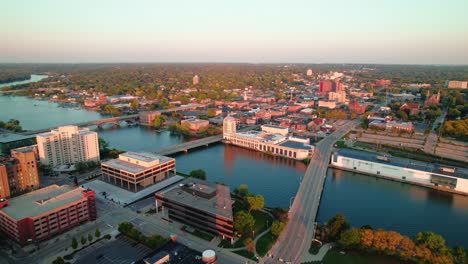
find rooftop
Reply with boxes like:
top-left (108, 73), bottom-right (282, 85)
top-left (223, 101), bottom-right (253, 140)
top-left (0, 133), bottom-right (34, 143)
top-left (336, 149), bottom-right (468, 179)
top-left (0, 185), bottom-right (87, 220)
top-left (156, 178), bottom-right (233, 219)
top-left (279, 140), bottom-right (314, 150)
top-left (103, 152), bottom-right (174, 174)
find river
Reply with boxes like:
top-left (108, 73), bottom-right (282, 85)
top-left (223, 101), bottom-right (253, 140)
top-left (0, 74), bottom-right (48, 88)
top-left (1, 80), bottom-right (467, 246)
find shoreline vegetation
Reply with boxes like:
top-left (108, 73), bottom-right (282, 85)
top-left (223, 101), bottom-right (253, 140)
top-left (309, 214), bottom-right (467, 264)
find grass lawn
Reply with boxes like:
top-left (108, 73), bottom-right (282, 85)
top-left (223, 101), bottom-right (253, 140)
top-left (256, 231), bottom-right (277, 257)
top-left (303, 249), bottom-right (404, 264)
top-left (252, 210), bottom-right (273, 235)
top-left (232, 249), bottom-right (257, 261)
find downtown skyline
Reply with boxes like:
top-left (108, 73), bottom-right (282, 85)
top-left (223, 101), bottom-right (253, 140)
top-left (1, 0), bottom-right (468, 64)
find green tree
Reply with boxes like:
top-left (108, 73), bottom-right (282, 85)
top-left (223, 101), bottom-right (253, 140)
top-left (234, 211), bottom-right (255, 235)
top-left (88, 233), bottom-right (93, 242)
top-left (130, 99), bottom-right (139, 109)
top-left (246, 195), bottom-right (265, 212)
top-left (189, 169), bottom-right (207, 180)
top-left (326, 213), bottom-right (350, 241)
top-left (104, 104), bottom-right (122, 116)
top-left (453, 246), bottom-right (467, 264)
top-left (52, 257), bottom-right (65, 264)
top-left (146, 234), bottom-right (168, 250)
top-left (338, 228), bottom-right (361, 249)
top-left (150, 115), bottom-right (167, 129)
top-left (71, 237), bottom-right (78, 249)
top-left (118, 222), bottom-right (134, 234)
top-left (238, 184), bottom-right (249, 197)
top-left (415, 231), bottom-right (448, 255)
top-left (81, 235), bottom-right (87, 245)
top-left (271, 221), bottom-right (285, 237)
top-left (95, 228), bottom-right (101, 238)
top-left (159, 98), bottom-right (169, 109)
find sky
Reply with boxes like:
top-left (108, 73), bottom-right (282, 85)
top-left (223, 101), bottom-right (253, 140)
top-left (1, 0), bottom-right (468, 64)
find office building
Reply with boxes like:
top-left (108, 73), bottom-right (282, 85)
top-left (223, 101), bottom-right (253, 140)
top-left (155, 178), bottom-right (234, 241)
top-left (0, 185), bottom-right (97, 244)
top-left (306, 69), bottom-right (313, 76)
top-left (36, 126), bottom-right (100, 167)
top-left (0, 146), bottom-right (40, 198)
top-left (0, 133), bottom-right (36, 155)
top-left (101, 152), bottom-right (176, 192)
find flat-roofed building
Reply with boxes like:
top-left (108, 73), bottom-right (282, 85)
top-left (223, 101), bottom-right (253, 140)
top-left (181, 119), bottom-right (209, 132)
top-left (101, 152), bottom-right (176, 192)
top-left (261, 124), bottom-right (289, 136)
top-left (0, 184), bottom-right (96, 244)
top-left (0, 133), bottom-right (36, 155)
top-left (0, 146), bottom-right (40, 198)
top-left (139, 111), bottom-right (161, 126)
top-left (155, 178), bottom-right (233, 241)
top-left (36, 126), bottom-right (99, 167)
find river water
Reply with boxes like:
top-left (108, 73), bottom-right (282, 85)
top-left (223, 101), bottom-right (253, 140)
top-left (0, 74), bottom-right (49, 88)
top-left (1, 81), bottom-right (467, 246)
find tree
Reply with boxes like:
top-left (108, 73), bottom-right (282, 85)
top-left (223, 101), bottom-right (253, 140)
top-left (159, 98), bottom-right (169, 109)
top-left (98, 137), bottom-right (110, 157)
top-left (130, 99), bottom-right (139, 109)
top-left (146, 234), bottom-right (168, 250)
top-left (246, 195), bottom-right (265, 212)
top-left (338, 228), bottom-right (361, 249)
top-left (207, 108), bottom-right (217, 117)
top-left (95, 228), bottom-right (101, 238)
top-left (238, 184), bottom-right (249, 197)
top-left (189, 169), bottom-right (207, 180)
top-left (271, 221), bottom-right (285, 237)
top-left (118, 222), bottom-right (134, 234)
top-left (52, 257), bottom-right (65, 264)
top-left (244, 237), bottom-right (255, 253)
top-left (453, 246), bottom-right (467, 264)
top-left (104, 104), bottom-right (122, 116)
top-left (396, 110), bottom-right (409, 121)
top-left (71, 237), bottom-right (78, 249)
top-left (415, 231), bottom-right (448, 255)
top-left (234, 211), bottom-right (255, 234)
top-left (326, 213), bottom-right (350, 241)
top-left (81, 235), bottom-right (87, 245)
top-left (88, 233), bottom-right (93, 242)
top-left (150, 115), bottom-right (167, 129)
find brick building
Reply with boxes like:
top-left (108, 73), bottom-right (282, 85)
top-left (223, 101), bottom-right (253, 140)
top-left (0, 146), bottom-right (40, 198)
top-left (139, 111), bottom-right (161, 126)
top-left (0, 185), bottom-right (96, 244)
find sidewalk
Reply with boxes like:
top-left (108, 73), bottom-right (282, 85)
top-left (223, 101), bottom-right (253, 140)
top-left (301, 243), bottom-right (334, 263)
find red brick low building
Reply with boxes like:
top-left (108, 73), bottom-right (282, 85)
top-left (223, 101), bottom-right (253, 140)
top-left (0, 185), bottom-right (96, 244)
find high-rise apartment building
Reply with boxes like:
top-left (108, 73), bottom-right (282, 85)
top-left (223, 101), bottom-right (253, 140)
top-left (0, 146), bottom-right (40, 198)
top-left (36, 126), bottom-right (100, 167)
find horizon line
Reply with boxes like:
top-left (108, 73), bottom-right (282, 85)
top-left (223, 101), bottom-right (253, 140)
top-left (1, 62), bottom-right (468, 66)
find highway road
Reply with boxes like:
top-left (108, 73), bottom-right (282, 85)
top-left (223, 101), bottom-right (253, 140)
top-left (266, 120), bottom-right (357, 264)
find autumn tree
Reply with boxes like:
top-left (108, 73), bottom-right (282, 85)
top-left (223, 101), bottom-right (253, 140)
top-left (326, 213), bottom-right (350, 241)
top-left (338, 228), bottom-right (361, 250)
top-left (244, 237), bottom-right (255, 253)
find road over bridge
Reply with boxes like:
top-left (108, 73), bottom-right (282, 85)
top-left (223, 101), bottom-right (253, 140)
top-left (154, 135), bottom-right (223, 156)
top-left (266, 120), bottom-right (358, 264)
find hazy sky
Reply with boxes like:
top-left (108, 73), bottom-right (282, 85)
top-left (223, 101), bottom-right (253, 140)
top-left (2, 0), bottom-right (468, 64)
